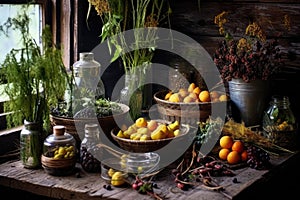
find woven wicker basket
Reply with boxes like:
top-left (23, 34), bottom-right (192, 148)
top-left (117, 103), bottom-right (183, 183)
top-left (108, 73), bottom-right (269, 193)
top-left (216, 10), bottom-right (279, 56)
top-left (154, 90), bottom-right (228, 125)
top-left (111, 122), bottom-right (190, 153)
top-left (41, 155), bottom-right (76, 176)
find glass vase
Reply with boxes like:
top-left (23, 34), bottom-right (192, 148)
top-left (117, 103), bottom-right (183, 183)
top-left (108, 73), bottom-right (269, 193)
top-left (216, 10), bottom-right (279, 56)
top-left (20, 120), bottom-right (43, 169)
top-left (120, 73), bottom-right (143, 121)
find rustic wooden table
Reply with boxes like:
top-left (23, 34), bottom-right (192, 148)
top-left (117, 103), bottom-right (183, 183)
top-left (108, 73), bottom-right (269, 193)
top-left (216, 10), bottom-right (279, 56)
top-left (0, 150), bottom-right (299, 200)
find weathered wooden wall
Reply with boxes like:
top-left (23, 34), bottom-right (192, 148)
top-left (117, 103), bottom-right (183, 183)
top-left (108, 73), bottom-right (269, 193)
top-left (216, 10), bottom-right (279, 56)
top-left (78, 0), bottom-right (300, 120)
top-left (168, 0), bottom-right (300, 121)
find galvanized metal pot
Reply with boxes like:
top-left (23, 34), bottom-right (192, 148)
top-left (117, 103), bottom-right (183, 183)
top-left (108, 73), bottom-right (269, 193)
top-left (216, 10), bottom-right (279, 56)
top-left (228, 78), bottom-right (271, 127)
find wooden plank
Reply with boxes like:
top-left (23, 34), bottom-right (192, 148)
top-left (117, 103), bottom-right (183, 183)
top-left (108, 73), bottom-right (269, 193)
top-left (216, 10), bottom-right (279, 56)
top-left (0, 151), bottom-right (298, 200)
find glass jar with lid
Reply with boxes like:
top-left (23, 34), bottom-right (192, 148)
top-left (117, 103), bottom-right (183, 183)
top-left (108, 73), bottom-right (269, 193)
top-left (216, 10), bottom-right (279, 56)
top-left (41, 125), bottom-right (77, 176)
top-left (80, 123), bottom-right (102, 173)
top-left (262, 95), bottom-right (298, 149)
top-left (73, 52), bottom-right (105, 99)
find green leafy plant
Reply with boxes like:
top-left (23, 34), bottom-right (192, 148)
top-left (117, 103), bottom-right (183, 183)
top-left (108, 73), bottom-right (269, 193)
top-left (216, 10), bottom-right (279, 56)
top-left (0, 6), bottom-right (69, 132)
top-left (87, 0), bottom-right (172, 119)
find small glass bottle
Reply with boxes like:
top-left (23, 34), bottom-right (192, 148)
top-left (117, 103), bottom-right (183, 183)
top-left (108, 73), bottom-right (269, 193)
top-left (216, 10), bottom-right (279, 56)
top-left (262, 95), bottom-right (298, 149)
top-left (73, 52), bottom-right (105, 99)
top-left (42, 125), bottom-right (77, 176)
top-left (20, 120), bottom-right (42, 169)
top-left (80, 123), bottom-right (102, 173)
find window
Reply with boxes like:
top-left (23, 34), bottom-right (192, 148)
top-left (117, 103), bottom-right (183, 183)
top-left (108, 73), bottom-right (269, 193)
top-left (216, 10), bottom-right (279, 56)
top-left (0, 0), bottom-right (51, 132)
top-left (0, 4), bottom-right (42, 65)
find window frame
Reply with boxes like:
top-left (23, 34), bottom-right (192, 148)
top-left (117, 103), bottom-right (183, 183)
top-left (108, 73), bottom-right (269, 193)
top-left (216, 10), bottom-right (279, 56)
top-left (0, 0), bottom-right (52, 133)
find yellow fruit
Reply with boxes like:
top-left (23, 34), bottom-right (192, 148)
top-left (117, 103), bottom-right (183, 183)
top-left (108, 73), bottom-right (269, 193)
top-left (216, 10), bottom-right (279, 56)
top-left (173, 129), bottom-right (180, 137)
top-left (188, 83), bottom-right (196, 93)
top-left (135, 117), bottom-right (147, 128)
top-left (219, 148), bottom-right (230, 160)
top-left (151, 124), bottom-right (168, 140)
top-left (168, 120), bottom-right (179, 131)
top-left (219, 94), bottom-right (228, 102)
top-left (137, 127), bottom-right (149, 135)
top-left (130, 133), bottom-right (141, 140)
top-left (116, 130), bottom-right (125, 138)
top-left (108, 168), bottom-right (115, 177)
top-left (111, 171), bottom-right (125, 186)
top-left (165, 91), bottom-right (173, 100)
top-left (199, 90), bottom-right (211, 102)
top-left (123, 126), bottom-right (135, 138)
top-left (58, 146), bottom-right (66, 155)
top-left (168, 93), bottom-right (181, 103)
top-left (219, 135), bottom-right (234, 149)
top-left (140, 134), bottom-right (151, 141)
top-left (227, 151), bottom-right (241, 164)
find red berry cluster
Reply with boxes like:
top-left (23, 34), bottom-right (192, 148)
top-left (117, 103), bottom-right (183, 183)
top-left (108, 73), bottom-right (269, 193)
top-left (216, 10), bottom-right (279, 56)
top-left (213, 39), bottom-right (283, 82)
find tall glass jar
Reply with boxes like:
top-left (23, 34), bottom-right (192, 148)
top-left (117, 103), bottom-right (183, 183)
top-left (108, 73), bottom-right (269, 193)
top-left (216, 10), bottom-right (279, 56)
top-left (73, 52), bottom-right (105, 99)
top-left (80, 123), bottom-right (102, 173)
top-left (262, 95), bottom-right (298, 149)
top-left (20, 120), bottom-right (42, 169)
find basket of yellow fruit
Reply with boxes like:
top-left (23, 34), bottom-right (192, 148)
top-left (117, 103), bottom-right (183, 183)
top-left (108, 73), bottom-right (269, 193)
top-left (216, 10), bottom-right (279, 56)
top-left (111, 117), bottom-right (190, 153)
top-left (154, 83), bottom-right (229, 125)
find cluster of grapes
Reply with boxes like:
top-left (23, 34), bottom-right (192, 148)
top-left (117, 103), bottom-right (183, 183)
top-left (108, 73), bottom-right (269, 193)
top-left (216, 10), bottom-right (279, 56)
top-left (80, 146), bottom-right (101, 173)
top-left (246, 145), bottom-right (271, 170)
top-left (213, 39), bottom-right (283, 82)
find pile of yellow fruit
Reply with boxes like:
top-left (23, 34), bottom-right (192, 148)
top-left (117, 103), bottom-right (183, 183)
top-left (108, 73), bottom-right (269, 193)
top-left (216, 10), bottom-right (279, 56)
top-left (116, 117), bottom-right (181, 140)
top-left (164, 83), bottom-right (228, 103)
top-left (107, 168), bottom-right (126, 186)
top-left (52, 145), bottom-right (75, 159)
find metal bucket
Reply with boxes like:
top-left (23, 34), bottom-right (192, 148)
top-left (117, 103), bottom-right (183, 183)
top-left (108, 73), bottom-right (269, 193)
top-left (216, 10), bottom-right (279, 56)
top-left (228, 79), bottom-right (270, 127)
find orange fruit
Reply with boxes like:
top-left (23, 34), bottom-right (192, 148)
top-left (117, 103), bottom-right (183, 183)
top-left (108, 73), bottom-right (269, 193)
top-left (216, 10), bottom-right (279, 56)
top-left (231, 140), bottom-right (244, 153)
top-left (210, 91), bottom-right (219, 99)
top-left (219, 135), bottom-right (234, 149)
top-left (241, 150), bottom-right (248, 162)
top-left (219, 148), bottom-right (230, 160)
top-left (227, 150), bottom-right (241, 164)
top-left (192, 87), bottom-right (201, 95)
top-left (199, 90), bottom-right (211, 102)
